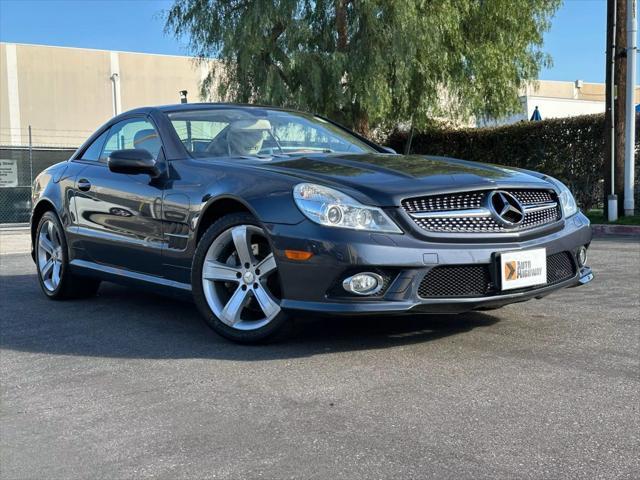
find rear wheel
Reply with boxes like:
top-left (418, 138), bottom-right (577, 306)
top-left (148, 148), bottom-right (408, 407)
top-left (192, 213), bottom-right (289, 343)
top-left (35, 211), bottom-right (101, 299)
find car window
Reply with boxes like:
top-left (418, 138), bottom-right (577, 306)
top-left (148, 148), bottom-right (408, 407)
top-left (172, 120), bottom-right (227, 153)
top-left (167, 108), bottom-right (376, 158)
top-left (272, 121), bottom-right (361, 153)
top-left (100, 119), bottom-right (162, 161)
top-left (80, 129), bottom-right (109, 161)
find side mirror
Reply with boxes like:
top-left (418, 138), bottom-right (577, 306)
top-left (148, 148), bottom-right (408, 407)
top-left (381, 146), bottom-right (397, 154)
top-left (108, 149), bottom-right (159, 177)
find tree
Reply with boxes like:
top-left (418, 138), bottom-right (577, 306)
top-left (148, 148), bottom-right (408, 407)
top-left (165, 0), bottom-right (560, 135)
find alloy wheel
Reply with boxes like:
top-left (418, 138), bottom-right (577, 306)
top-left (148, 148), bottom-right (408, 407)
top-left (37, 219), bottom-right (64, 292)
top-left (201, 225), bottom-right (281, 330)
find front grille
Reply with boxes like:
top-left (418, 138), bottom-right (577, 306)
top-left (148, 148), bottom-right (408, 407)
top-left (402, 189), bottom-right (560, 234)
top-left (418, 251), bottom-right (576, 298)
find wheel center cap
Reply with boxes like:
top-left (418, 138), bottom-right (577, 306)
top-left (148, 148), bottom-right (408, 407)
top-left (243, 271), bottom-right (255, 284)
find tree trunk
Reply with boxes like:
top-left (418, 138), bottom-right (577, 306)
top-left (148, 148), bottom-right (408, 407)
top-left (353, 106), bottom-right (370, 137)
top-left (404, 124), bottom-right (415, 155)
top-left (615, 0), bottom-right (627, 216)
top-left (335, 1), bottom-right (369, 135)
top-left (336, 0), bottom-right (348, 51)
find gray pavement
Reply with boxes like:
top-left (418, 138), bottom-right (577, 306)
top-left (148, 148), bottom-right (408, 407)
top-left (0, 234), bottom-right (639, 479)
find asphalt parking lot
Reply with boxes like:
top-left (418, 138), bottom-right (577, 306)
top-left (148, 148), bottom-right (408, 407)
top-left (0, 233), bottom-right (638, 479)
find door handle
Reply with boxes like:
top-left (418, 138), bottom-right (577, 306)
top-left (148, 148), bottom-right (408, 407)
top-left (77, 179), bottom-right (92, 192)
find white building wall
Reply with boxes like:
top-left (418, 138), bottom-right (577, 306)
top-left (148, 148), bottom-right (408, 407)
top-left (477, 95), bottom-right (607, 128)
top-left (524, 96), bottom-right (605, 120)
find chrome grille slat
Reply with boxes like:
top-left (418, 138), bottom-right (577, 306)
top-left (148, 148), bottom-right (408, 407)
top-left (509, 189), bottom-right (555, 205)
top-left (410, 208), bottom-right (492, 219)
top-left (402, 191), bottom-right (485, 213)
top-left (402, 189), bottom-right (560, 233)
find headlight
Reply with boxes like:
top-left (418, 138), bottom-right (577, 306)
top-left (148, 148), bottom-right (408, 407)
top-left (293, 183), bottom-right (402, 233)
top-left (547, 177), bottom-right (578, 217)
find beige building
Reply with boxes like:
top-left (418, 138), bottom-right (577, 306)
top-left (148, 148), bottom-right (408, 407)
top-left (0, 42), bottom-right (218, 147)
top-left (479, 79), bottom-right (640, 127)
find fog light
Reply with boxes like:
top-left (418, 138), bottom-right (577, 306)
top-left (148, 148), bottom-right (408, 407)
top-left (577, 246), bottom-right (588, 267)
top-left (342, 272), bottom-right (384, 295)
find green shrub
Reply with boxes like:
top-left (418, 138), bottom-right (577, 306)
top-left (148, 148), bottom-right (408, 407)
top-left (386, 113), bottom-right (640, 211)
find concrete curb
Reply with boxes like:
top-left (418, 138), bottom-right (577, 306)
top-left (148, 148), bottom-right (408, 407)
top-left (592, 224), bottom-right (640, 237)
top-left (0, 223), bottom-right (29, 234)
top-left (0, 228), bottom-right (29, 235)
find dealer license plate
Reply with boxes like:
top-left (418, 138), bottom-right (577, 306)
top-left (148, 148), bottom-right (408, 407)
top-left (499, 248), bottom-right (547, 291)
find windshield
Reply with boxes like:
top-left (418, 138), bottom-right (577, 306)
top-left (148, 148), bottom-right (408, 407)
top-left (167, 107), bottom-right (377, 159)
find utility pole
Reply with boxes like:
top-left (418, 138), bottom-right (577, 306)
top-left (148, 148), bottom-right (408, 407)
top-left (624, 0), bottom-right (636, 216)
top-left (615, 0), bottom-right (628, 217)
top-left (605, 0), bottom-right (618, 221)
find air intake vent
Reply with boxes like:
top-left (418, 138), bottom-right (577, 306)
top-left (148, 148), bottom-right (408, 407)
top-left (418, 251), bottom-right (576, 298)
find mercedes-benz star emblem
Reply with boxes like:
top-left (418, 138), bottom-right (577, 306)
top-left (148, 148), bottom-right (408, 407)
top-left (488, 191), bottom-right (525, 227)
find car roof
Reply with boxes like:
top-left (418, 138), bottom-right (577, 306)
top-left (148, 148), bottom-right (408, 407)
top-left (121, 103), bottom-right (307, 116)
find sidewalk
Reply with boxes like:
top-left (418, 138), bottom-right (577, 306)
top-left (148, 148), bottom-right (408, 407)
top-left (0, 230), bottom-right (31, 255)
top-left (591, 224), bottom-right (640, 237)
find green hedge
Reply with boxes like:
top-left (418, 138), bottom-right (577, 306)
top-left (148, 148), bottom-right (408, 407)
top-left (386, 113), bottom-right (640, 211)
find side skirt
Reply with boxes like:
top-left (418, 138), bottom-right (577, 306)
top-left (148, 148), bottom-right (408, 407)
top-left (69, 259), bottom-right (192, 295)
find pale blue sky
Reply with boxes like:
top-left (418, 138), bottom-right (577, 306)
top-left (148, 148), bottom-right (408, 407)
top-left (0, 0), bottom-right (620, 83)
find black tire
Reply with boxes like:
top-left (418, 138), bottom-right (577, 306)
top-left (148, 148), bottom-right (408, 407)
top-left (191, 212), bottom-right (290, 344)
top-left (35, 211), bottom-right (101, 300)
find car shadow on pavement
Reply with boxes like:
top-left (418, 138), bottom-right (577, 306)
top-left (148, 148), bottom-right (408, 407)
top-left (0, 273), bottom-right (500, 361)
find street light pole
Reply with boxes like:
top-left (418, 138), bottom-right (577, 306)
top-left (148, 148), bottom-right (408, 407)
top-left (624, 0), bottom-right (636, 216)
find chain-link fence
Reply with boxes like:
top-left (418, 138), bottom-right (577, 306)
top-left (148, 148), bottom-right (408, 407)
top-left (0, 127), bottom-right (81, 225)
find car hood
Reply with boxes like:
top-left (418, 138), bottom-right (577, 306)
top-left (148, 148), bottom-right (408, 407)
top-left (251, 153), bottom-right (553, 206)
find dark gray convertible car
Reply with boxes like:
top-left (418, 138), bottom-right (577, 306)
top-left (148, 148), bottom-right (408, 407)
top-left (30, 104), bottom-right (593, 343)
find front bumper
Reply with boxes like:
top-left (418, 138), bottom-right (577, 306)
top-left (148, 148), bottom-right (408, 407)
top-left (267, 212), bottom-right (593, 315)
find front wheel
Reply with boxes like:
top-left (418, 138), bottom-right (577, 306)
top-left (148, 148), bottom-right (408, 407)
top-left (191, 213), bottom-right (289, 344)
